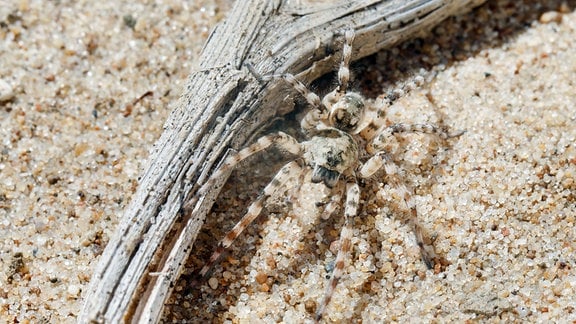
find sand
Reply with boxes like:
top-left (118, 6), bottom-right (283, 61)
top-left (1, 0), bottom-right (574, 323)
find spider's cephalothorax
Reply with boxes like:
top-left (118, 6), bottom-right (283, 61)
top-left (302, 60), bottom-right (366, 188)
top-left (190, 29), bottom-right (461, 322)
top-left (304, 128), bottom-right (358, 188)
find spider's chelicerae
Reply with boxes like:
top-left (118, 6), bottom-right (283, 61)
top-left (193, 29), bottom-right (461, 321)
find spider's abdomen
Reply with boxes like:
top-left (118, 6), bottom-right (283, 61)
top-left (304, 128), bottom-right (358, 188)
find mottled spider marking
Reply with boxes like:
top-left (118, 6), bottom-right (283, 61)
top-left (304, 128), bottom-right (359, 188)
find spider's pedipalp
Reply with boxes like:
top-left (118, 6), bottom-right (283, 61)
top-left (316, 181), bottom-right (360, 322)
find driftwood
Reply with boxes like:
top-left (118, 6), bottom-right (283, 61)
top-left (79, 0), bottom-right (487, 322)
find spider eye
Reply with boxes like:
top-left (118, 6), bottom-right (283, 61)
top-left (332, 109), bottom-right (357, 131)
top-left (329, 93), bottom-right (364, 132)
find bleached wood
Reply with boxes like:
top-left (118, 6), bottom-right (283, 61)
top-left (79, 0), bottom-right (487, 322)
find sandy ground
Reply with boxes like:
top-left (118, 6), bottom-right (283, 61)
top-left (0, 0), bottom-right (229, 322)
top-left (1, 0), bottom-right (575, 323)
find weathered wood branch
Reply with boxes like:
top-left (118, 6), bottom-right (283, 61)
top-left (79, 0), bottom-right (487, 322)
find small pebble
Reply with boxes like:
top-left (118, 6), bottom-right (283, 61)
top-left (208, 277), bottom-right (219, 290)
top-left (255, 272), bottom-right (267, 284)
top-left (0, 79), bottom-right (14, 101)
top-left (539, 11), bottom-right (563, 24)
top-left (67, 284), bottom-right (81, 298)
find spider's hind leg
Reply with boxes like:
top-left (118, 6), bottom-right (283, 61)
top-left (369, 122), bottom-right (463, 154)
top-left (198, 161), bottom-right (301, 278)
top-left (360, 152), bottom-right (437, 269)
top-left (316, 181), bottom-right (360, 321)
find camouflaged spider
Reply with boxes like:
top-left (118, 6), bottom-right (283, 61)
top-left (192, 29), bottom-right (461, 321)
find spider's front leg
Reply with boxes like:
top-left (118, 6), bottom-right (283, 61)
top-left (275, 73), bottom-right (327, 135)
top-left (277, 29), bottom-right (357, 136)
top-left (316, 181), bottom-right (360, 322)
top-left (335, 28), bottom-right (355, 95)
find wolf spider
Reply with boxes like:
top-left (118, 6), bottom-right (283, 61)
top-left (192, 29), bottom-right (461, 321)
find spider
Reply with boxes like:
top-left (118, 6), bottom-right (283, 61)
top-left (191, 29), bottom-right (461, 321)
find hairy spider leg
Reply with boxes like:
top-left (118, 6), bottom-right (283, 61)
top-left (199, 161), bottom-right (301, 278)
top-left (316, 181), bottom-right (360, 322)
top-left (281, 29), bottom-right (356, 136)
top-left (194, 132), bottom-right (302, 276)
top-left (360, 151), bottom-right (435, 268)
top-left (368, 122), bottom-right (462, 154)
top-left (321, 29), bottom-right (356, 111)
top-left (336, 29), bottom-right (355, 95)
top-left (195, 132), bottom-right (302, 200)
top-left (279, 73), bottom-right (326, 134)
